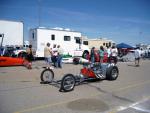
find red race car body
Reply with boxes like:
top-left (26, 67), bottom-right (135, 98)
top-left (0, 56), bottom-right (25, 66)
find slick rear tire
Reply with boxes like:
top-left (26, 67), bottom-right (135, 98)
top-left (60, 74), bottom-right (76, 92)
top-left (106, 66), bottom-right (119, 80)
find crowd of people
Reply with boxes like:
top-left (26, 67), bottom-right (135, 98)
top-left (44, 43), bottom-right (64, 69)
top-left (25, 44), bottom-right (119, 69)
top-left (83, 45), bottom-right (150, 67)
top-left (24, 43), bottom-right (64, 69)
top-left (23, 43), bottom-right (150, 69)
top-left (83, 45), bottom-right (118, 64)
top-left (134, 47), bottom-right (150, 67)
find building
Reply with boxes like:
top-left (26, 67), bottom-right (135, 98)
top-left (0, 20), bottom-right (23, 47)
top-left (82, 36), bottom-right (115, 49)
top-left (29, 27), bottom-right (89, 57)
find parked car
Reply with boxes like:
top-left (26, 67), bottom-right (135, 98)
top-left (13, 48), bottom-right (27, 58)
top-left (2, 46), bottom-right (16, 57)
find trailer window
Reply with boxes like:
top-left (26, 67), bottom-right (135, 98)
top-left (32, 33), bottom-right (35, 40)
top-left (64, 36), bottom-right (71, 41)
top-left (83, 41), bottom-right (88, 45)
top-left (51, 35), bottom-right (55, 40)
top-left (74, 37), bottom-right (81, 44)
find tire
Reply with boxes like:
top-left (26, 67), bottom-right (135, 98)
top-left (18, 52), bottom-right (27, 58)
top-left (73, 58), bottom-right (80, 65)
top-left (40, 69), bottom-right (54, 83)
top-left (60, 74), bottom-right (76, 92)
top-left (106, 66), bottom-right (119, 80)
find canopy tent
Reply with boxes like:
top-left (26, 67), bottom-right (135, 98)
top-left (116, 43), bottom-right (134, 49)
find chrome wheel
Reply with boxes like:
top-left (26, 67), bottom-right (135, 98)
top-left (106, 66), bottom-right (119, 80)
top-left (111, 68), bottom-right (118, 79)
top-left (61, 74), bottom-right (75, 92)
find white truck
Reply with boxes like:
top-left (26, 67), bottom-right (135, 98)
top-left (29, 27), bottom-right (89, 58)
top-left (0, 20), bottom-right (24, 47)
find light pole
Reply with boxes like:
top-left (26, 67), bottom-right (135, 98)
top-left (38, 0), bottom-right (41, 27)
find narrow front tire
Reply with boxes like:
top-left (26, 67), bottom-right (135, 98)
top-left (41, 69), bottom-right (54, 83)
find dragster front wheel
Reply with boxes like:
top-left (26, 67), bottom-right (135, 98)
top-left (60, 74), bottom-right (76, 92)
top-left (41, 69), bottom-right (54, 83)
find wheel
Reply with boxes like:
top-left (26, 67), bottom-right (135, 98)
top-left (106, 66), bottom-right (119, 80)
top-left (40, 69), bottom-right (54, 83)
top-left (73, 58), bottom-right (80, 65)
top-left (18, 52), bottom-right (27, 58)
top-left (60, 74), bottom-right (76, 92)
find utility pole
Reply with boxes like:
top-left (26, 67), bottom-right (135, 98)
top-left (38, 0), bottom-right (41, 27)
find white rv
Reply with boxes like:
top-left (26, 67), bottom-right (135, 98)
top-left (29, 27), bottom-right (89, 58)
top-left (0, 20), bottom-right (23, 47)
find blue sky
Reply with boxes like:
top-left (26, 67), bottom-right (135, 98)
top-left (0, 0), bottom-right (150, 46)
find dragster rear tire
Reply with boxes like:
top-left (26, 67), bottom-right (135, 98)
top-left (60, 74), bottom-right (76, 92)
top-left (106, 66), bottom-right (119, 80)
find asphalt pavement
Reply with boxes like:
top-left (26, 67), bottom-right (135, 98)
top-left (0, 60), bottom-right (150, 113)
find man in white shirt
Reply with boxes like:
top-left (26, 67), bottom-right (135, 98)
top-left (106, 46), bottom-right (111, 63)
top-left (52, 44), bottom-right (58, 67)
top-left (134, 47), bottom-right (141, 66)
top-left (110, 46), bottom-right (118, 64)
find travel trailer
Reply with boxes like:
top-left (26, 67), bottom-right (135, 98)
top-left (0, 20), bottom-right (23, 47)
top-left (29, 27), bottom-right (89, 58)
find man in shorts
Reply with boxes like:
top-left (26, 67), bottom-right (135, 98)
top-left (44, 43), bottom-right (52, 67)
top-left (134, 47), bottom-right (141, 67)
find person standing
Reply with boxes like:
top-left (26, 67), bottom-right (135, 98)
top-left (26, 45), bottom-right (33, 69)
top-left (90, 47), bottom-right (96, 64)
top-left (99, 46), bottom-right (104, 63)
top-left (106, 46), bottom-right (111, 63)
top-left (134, 47), bottom-right (141, 66)
top-left (44, 42), bottom-right (52, 67)
top-left (56, 45), bottom-right (64, 68)
top-left (110, 45), bottom-right (118, 64)
top-left (52, 44), bottom-right (58, 67)
top-left (148, 48), bottom-right (150, 58)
